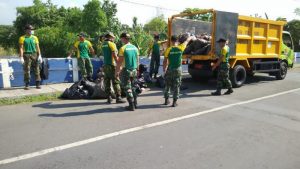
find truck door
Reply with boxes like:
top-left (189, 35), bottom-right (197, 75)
top-left (282, 32), bottom-right (295, 67)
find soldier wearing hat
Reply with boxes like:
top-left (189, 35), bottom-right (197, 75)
top-left (19, 24), bottom-right (43, 90)
top-left (68, 32), bottom-right (95, 81)
top-left (115, 32), bottom-right (139, 111)
top-left (147, 34), bottom-right (167, 79)
top-left (102, 32), bottom-right (125, 104)
top-left (163, 34), bottom-right (193, 107)
top-left (211, 38), bottom-right (233, 95)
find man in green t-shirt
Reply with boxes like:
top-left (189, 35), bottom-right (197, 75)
top-left (211, 38), bottom-right (233, 95)
top-left (68, 32), bottom-right (95, 81)
top-left (19, 24), bottom-right (43, 90)
top-left (115, 32), bottom-right (139, 111)
top-left (147, 34), bottom-right (167, 79)
top-left (102, 32), bottom-right (125, 104)
top-left (163, 34), bottom-right (192, 107)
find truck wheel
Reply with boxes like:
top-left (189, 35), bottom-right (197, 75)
top-left (230, 65), bottom-right (246, 88)
top-left (275, 61), bottom-right (287, 80)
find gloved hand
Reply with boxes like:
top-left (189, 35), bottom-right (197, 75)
top-left (20, 57), bottom-right (24, 65)
top-left (38, 55), bottom-right (43, 64)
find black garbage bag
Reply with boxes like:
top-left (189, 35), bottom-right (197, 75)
top-left (139, 64), bottom-right (148, 75)
top-left (81, 80), bottom-right (96, 97)
top-left (61, 79), bottom-right (90, 99)
top-left (40, 58), bottom-right (49, 80)
top-left (90, 78), bottom-right (116, 99)
top-left (156, 75), bottom-right (165, 88)
top-left (143, 71), bottom-right (152, 83)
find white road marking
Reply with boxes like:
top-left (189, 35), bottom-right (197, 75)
top-left (1, 87), bottom-right (300, 165)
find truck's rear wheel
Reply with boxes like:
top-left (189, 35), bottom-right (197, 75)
top-left (275, 61), bottom-right (287, 80)
top-left (230, 65), bottom-right (246, 88)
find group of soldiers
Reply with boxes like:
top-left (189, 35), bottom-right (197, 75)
top-left (19, 24), bottom-right (233, 111)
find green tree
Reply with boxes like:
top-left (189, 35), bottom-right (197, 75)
top-left (0, 25), bottom-right (17, 49)
top-left (35, 27), bottom-right (77, 57)
top-left (63, 7), bottom-right (83, 33)
top-left (143, 15), bottom-right (167, 33)
top-left (284, 19), bottom-right (300, 52)
top-left (101, 0), bottom-right (121, 34)
top-left (14, 0), bottom-right (64, 36)
top-left (82, 0), bottom-right (107, 37)
top-left (181, 8), bottom-right (212, 21)
top-left (295, 8), bottom-right (300, 16)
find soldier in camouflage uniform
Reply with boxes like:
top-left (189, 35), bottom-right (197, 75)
top-left (67, 32), bottom-right (95, 81)
top-left (211, 38), bottom-right (233, 95)
top-left (163, 34), bottom-right (192, 107)
top-left (102, 32), bottom-right (125, 104)
top-left (19, 24), bottom-right (43, 90)
top-left (115, 32), bottom-right (139, 111)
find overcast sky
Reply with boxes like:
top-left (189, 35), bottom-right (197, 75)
top-left (0, 0), bottom-right (299, 25)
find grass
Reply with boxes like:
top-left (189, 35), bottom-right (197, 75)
top-left (0, 47), bottom-right (17, 56)
top-left (0, 92), bottom-right (62, 106)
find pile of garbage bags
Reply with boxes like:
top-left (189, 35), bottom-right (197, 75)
top-left (183, 33), bottom-right (211, 55)
top-left (61, 64), bottom-right (149, 100)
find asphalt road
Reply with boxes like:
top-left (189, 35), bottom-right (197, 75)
top-left (0, 69), bottom-right (300, 169)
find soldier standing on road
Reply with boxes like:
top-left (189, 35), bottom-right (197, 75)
top-left (211, 38), bottom-right (233, 95)
top-left (102, 32), bottom-right (126, 104)
top-left (148, 34), bottom-right (167, 79)
top-left (115, 33), bottom-right (139, 111)
top-left (163, 34), bottom-right (192, 107)
top-left (19, 24), bottom-right (43, 90)
top-left (68, 32), bottom-right (95, 81)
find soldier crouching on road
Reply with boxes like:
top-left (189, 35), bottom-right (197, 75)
top-left (163, 34), bottom-right (193, 107)
top-left (19, 24), bottom-right (43, 90)
top-left (211, 38), bottom-right (233, 95)
top-left (115, 33), bottom-right (139, 111)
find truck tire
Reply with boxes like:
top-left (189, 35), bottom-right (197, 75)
top-left (230, 65), bottom-right (246, 88)
top-left (275, 61), bottom-right (287, 80)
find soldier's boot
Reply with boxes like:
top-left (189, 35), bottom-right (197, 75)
top-left (164, 98), bottom-right (170, 105)
top-left (133, 96), bottom-right (138, 109)
top-left (125, 98), bottom-right (135, 111)
top-left (224, 88), bottom-right (233, 95)
top-left (107, 95), bottom-right (113, 104)
top-left (116, 95), bottom-right (126, 104)
top-left (24, 83), bottom-right (30, 90)
top-left (172, 99), bottom-right (178, 107)
top-left (211, 88), bottom-right (221, 96)
top-left (36, 81), bottom-right (41, 89)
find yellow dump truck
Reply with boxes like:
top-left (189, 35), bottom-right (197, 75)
top-left (168, 9), bottom-right (295, 87)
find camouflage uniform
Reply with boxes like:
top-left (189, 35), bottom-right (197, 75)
top-left (216, 63), bottom-right (232, 89)
top-left (23, 53), bottom-right (41, 83)
top-left (163, 43), bottom-right (186, 101)
top-left (120, 69), bottom-right (137, 99)
top-left (149, 41), bottom-right (161, 77)
top-left (118, 43), bottom-right (139, 109)
top-left (78, 57), bottom-right (93, 78)
top-left (164, 68), bottom-right (182, 99)
top-left (74, 40), bottom-right (93, 78)
top-left (216, 45), bottom-right (232, 89)
top-left (19, 35), bottom-right (41, 84)
top-left (102, 40), bottom-right (122, 97)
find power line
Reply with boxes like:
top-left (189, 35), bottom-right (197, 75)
top-left (118, 0), bottom-right (181, 12)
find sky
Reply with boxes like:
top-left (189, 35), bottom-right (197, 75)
top-left (0, 0), bottom-right (299, 25)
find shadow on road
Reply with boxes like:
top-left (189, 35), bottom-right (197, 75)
top-left (38, 103), bottom-right (167, 117)
top-left (33, 101), bottom-right (107, 109)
